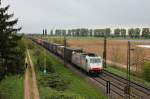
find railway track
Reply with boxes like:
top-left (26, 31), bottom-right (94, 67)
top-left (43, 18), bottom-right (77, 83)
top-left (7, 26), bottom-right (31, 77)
top-left (96, 70), bottom-right (150, 99)
top-left (32, 39), bottom-right (150, 99)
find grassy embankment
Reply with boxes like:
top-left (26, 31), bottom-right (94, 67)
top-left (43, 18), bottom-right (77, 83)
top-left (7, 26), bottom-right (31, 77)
top-left (28, 39), bottom-right (106, 99)
top-left (0, 75), bottom-right (23, 99)
top-left (105, 65), bottom-right (150, 87)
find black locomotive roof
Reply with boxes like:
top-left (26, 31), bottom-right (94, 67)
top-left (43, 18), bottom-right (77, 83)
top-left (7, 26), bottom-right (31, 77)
top-left (82, 53), bottom-right (96, 56)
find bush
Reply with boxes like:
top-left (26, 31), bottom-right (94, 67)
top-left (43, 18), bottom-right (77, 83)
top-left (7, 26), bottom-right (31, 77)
top-left (142, 62), bottom-right (150, 82)
top-left (34, 49), bottom-right (54, 73)
top-left (46, 93), bottom-right (84, 99)
top-left (0, 75), bottom-right (23, 99)
top-left (45, 57), bottom-right (54, 73)
top-left (6, 37), bottom-right (26, 75)
top-left (39, 73), bottom-right (70, 91)
top-left (26, 39), bottom-right (35, 49)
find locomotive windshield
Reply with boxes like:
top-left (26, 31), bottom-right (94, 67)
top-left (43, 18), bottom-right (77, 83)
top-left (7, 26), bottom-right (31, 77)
top-left (90, 58), bottom-right (101, 63)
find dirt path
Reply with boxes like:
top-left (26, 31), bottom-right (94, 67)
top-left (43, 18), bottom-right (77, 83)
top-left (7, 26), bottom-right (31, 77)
top-left (24, 57), bottom-right (31, 99)
top-left (24, 50), bottom-right (40, 99)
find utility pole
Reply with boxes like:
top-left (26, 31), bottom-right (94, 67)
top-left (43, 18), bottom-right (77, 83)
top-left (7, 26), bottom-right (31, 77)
top-left (125, 41), bottom-right (134, 99)
top-left (44, 49), bottom-right (47, 75)
top-left (103, 33), bottom-right (107, 68)
top-left (64, 31), bottom-right (67, 67)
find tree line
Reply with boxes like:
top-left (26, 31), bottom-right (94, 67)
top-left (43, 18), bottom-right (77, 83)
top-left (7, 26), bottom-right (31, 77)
top-left (0, 0), bottom-right (26, 80)
top-left (43, 28), bottom-right (150, 38)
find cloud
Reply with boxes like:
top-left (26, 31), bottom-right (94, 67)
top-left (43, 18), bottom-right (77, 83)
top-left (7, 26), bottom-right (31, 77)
top-left (2, 0), bottom-right (150, 33)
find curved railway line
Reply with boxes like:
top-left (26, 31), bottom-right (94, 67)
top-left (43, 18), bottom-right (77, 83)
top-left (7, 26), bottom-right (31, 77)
top-left (31, 38), bottom-right (150, 99)
top-left (95, 70), bottom-right (150, 99)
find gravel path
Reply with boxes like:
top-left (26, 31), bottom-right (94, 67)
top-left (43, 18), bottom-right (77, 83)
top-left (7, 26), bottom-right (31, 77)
top-left (24, 50), bottom-right (40, 99)
top-left (24, 57), bottom-right (31, 99)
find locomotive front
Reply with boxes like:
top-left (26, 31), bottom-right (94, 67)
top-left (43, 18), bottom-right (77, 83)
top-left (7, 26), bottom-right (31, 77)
top-left (86, 56), bottom-right (103, 73)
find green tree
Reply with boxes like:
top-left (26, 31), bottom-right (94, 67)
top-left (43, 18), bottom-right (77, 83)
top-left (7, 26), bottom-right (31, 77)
top-left (67, 29), bottom-right (71, 36)
top-left (128, 28), bottom-right (134, 38)
top-left (105, 28), bottom-right (111, 37)
top-left (128, 28), bottom-right (140, 38)
top-left (114, 28), bottom-right (121, 37)
top-left (134, 28), bottom-right (141, 38)
top-left (55, 29), bottom-right (61, 36)
top-left (94, 29), bottom-right (105, 37)
top-left (61, 29), bottom-right (66, 36)
top-left (94, 29), bottom-right (99, 37)
top-left (72, 29), bottom-right (75, 36)
top-left (0, 1), bottom-right (22, 78)
top-left (50, 29), bottom-right (53, 36)
top-left (142, 28), bottom-right (150, 38)
top-left (43, 29), bottom-right (45, 35)
top-left (89, 29), bottom-right (93, 36)
top-left (8, 38), bottom-right (26, 74)
top-left (45, 29), bottom-right (47, 35)
top-left (80, 28), bottom-right (88, 37)
top-left (75, 29), bottom-right (80, 36)
top-left (120, 29), bottom-right (126, 38)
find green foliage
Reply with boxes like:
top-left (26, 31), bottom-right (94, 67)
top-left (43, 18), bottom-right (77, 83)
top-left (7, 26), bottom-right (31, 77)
top-left (114, 28), bottom-right (121, 37)
top-left (0, 75), bottom-right (23, 99)
top-left (142, 28), bottom-right (150, 38)
top-left (27, 40), bottom-right (54, 73)
top-left (39, 73), bottom-right (70, 91)
top-left (7, 37), bottom-right (26, 74)
top-left (55, 29), bottom-right (66, 36)
top-left (0, 1), bottom-right (25, 79)
top-left (34, 49), bottom-right (54, 73)
top-left (45, 93), bottom-right (83, 99)
top-left (26, 39), bottom-right (35, 49)
top-left (45, 57), bottom-right (54, 73)
top-left (105, 28), bottom-right (111, 36)
top-left (128, 28), bottom-right (141, 38)
top-left (120, 29), bottom-right (126, 38)
top-left (49, 27), bottom-right (150, 39)
top-left (142, 62), bottom-right (150, 82)
top-left (38, 85), bottom-right (85, 99)
top-left (94, 29), bottom-right (107, 37)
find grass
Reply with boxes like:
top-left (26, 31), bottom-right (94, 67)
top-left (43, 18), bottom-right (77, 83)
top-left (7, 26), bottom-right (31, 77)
top-left (0, 75), bottom-right (23, 99)
top-left (28, 40), bottom-right (106, 99)
top-left (105, 65), bottom-right (150, 87)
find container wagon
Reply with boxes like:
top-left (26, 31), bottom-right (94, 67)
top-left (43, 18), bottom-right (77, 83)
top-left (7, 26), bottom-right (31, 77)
top-left (65, 47), bottom-right (82, 62)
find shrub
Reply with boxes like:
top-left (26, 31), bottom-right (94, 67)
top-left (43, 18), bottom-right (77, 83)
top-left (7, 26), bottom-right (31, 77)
top-left (45, 57), bottom-right (54, 73)
top-left (26, 39), bottom-right (35, 49)
top-left (0, 75), bottom-right (23, 99)
top-left (35, 49), bottom-right (54, 73)
top-left (39, 73), bottom-right (70, 91)
top-left (142, 62), bottom-right (150, 82)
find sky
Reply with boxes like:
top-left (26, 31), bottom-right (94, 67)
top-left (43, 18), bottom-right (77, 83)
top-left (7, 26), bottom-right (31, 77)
top-left (2, 0), bottom-right (150, 33)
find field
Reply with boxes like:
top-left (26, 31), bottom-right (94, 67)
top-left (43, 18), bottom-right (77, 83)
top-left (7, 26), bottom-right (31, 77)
top-left (68, 39), bottom-right (150, 72)
top-left (43, 36), bottom-right (150, 72)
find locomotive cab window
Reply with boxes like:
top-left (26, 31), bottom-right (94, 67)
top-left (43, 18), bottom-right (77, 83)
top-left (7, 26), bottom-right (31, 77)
top-left (90, 58), bottom-right (101, 63)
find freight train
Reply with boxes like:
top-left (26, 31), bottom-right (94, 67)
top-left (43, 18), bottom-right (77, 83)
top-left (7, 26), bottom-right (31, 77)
top-left (32, 37), bottom-right (103, 74)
